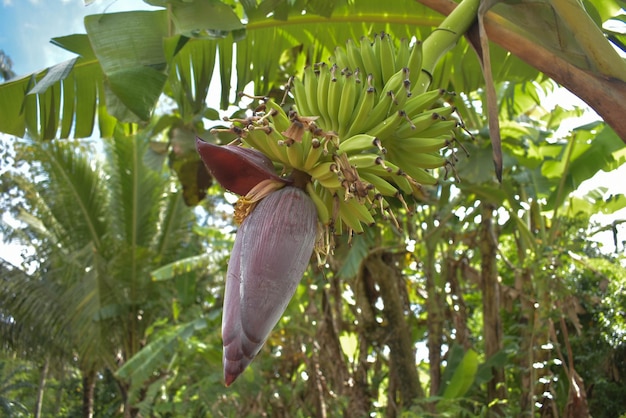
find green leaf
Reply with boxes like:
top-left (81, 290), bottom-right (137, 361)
top-left (307, 0), bottom-right (340, 18)
top-left (442, 348), bottom-right (479, 399)
top-left (29, 59), bottom-right (77, 95)
top-left (542, 105), bottom-right (585, 131)
top-left (166, 37), bottom-right (218, 118)
top-left (511, 211), bottom-right (537, 252)
top-left (116, 319), bottom-right (202, 380)
top-left (438, 344), bottom-right (466, 396)
top-left (337, 231), bottom-right (372, 279)
top-left (474, 350), bottom-right (508, 386)
top-left (567, 191), bottom-right (626, 216)
top-left (151, 253), bottom-right (215, 281)
top-left (218, 36), bottom-right (234, 109)
top-left (85, 10), bottom-right (169, 122)
top-left (544, 125), bottom-right (625, 209)
top-left (0, 75), bottom-right (32, 137)
top-left (106, 67), bottom-right (168, 121)
top-left (50, 34), bottom-right (96, 60)
top-left (455, 142), bottom-right (501, 185)
top-left (169, 0), bottom-right (245, 37)
top-left (339, 332), bottom-right (358, 363)
top-left (73, 63), bottom-right (100, 138)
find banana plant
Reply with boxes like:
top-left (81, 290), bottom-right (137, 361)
top-left (196, 1), bottom-right (480, 383)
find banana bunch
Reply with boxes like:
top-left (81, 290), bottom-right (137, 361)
top-left (216, 33), bottom-right (459, 235)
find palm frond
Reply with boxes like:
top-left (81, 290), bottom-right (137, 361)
top-left (105, 132), bottom-right (163, 250)
top-left (0, 263), bottom-right (73, 359)
top-left (153, 190), bottom-right (196, 264)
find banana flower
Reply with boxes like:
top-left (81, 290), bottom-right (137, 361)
top-left (196, 138), bottom-right (317, 386)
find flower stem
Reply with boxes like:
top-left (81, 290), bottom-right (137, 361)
top-left (414, 0), bottom-right (481, 94)
top-left (291, 168), bottom-right (312, 190)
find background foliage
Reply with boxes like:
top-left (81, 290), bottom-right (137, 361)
top-left (0, 0), bottom-right (625, 417)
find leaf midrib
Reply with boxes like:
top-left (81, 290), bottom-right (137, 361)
top-left (246, 13), bottom-right (443, 31)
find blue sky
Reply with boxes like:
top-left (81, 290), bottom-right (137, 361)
top-left (0, 0), bottom-right (159, 77)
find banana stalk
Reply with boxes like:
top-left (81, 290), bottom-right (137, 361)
top-left (414, 0), bottom-right (481, 94)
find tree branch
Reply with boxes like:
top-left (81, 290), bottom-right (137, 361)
top-left (416, 0), bottom-right (626, 143)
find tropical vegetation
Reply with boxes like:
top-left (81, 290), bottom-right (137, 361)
top-left (0, 0), bottom-right (625, 417)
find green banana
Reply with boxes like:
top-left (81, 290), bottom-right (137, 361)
top-left (286, 139), bottom-right (304, 168)
top-left (337, 133), bottom-right (379, 154)
top-left (303, 138), bottom-right (325, 170)
top-left (291, 77), bottom-right (313, 117)
top-left (316, 174), bottom-right (342, 190)
top-left (308, 161), bottom-right (337, 179)
top-left (346, 38), bottom-right (366, 73)
top-left (332, 45), bottom-right (350, 70)
top-left (359, 171), bottom-right (399, 197)
top-left (387, 149), bottom-right (442, 183)
top-left (395, 38), bottom-right (410, 72)
top-left (408, 152), bottom-right (447, 169)
top-left (345, 87), bottom-right (376, 137)
top-left (403, 88), bottom-right (446, 118)
top-left (243, 127), bottom-right (276, 160)
top-left (407, 40), bottom-right (424, 88)
top-left (395, 106), bottom-right (457, 138)
top-left (389, 155), bottom-right (439, 185)
top-left (360, 36), bottom-right (382, 90)
top-left (386, 135), bottom-right (450, 154)
top-left (394, 112), bottom-right (441, 138)
top-left (388, 68), bottom-right (412, 111)
top-left (366, 110), bottom-right (407, 139)
top-left (361, 90), bottom-right (394, 132)
top-left (347, 153), bottom-right (383, 169)
top-left (262, 125), bottom-right (292, 165)
top-left (225, 32), bottom-right (465, 243)
top-left (400, 164), bottom-right (438, 186)
top-left (245, 127), bottom-right (290, 165)
top-left (410, 119), bottom-right (458, 139)
top-left (339, 201), bottom-right (364, 233)
top-left (316, 63), bottom-right (332, 129)
top-left (303, 66), bottom-right (320, 117)
top-left (357, 158), bottom-right (419, 192)
top-left (342, 195), bottom-right (376, 226)
top-left (337, 72), bottom-right (358, 138)
top-left (379, 32), bottom-right (396, 83)
top-left (327, 65), bottom-right (342, 132)
top-left (306, 181), bottom-right (331, 224)
top-left (309, 161), bottom-right (343, 189)
top-left (378, 69), bottom-right (406, 103)
top-left (390, 172), bottom-right (415, 195)
top-left (266, 100), bottom-right (290, 133)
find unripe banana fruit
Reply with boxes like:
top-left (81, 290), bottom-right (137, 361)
top-left (212, 32), bottom-right (461, 242)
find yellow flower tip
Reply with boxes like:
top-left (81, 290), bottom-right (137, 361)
top-left (233, 179), bottom-right (287, 224)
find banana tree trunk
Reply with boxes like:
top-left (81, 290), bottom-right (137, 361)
top-left (362, 251), bottom-right (424, 410)
top-left (425, 241), bottom-right (444, 400)
top-left (479, 204), bottom-right (506, 415)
